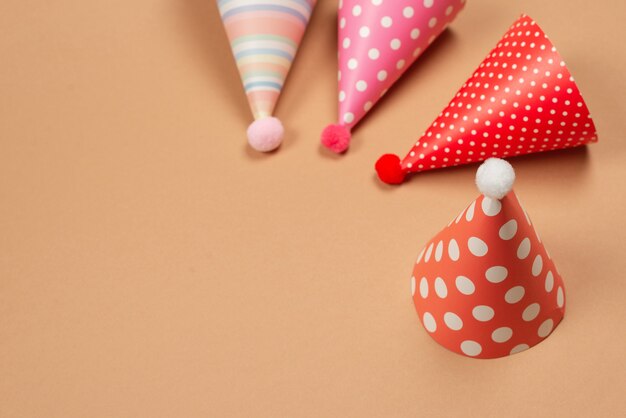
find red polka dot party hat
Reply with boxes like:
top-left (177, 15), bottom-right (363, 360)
top-left (321, 0), bottom-right (467, 153)
top-left (376, 14), bottom-right (598, 184)
top-left (218, 0), bottom-right (317, 152)
top-left (411, 158), bottom-right (566, 358)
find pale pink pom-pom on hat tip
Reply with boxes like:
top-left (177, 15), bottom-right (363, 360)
top-left (247, 116), bottom-right (284, 152)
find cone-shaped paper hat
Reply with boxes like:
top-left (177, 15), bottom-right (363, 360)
top-left (218, 0), bottom-right (317, 152)
top-left (376, 15), bottom-right (598, 184)
top-left (320, 0), bottom-right (466, 153)
top-left (410, 158), bottom-right (565, 358)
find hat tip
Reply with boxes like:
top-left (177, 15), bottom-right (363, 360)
top-left (375, 154), bottom-right (406, 185)
top-left (321, 124), bottom-right (351, 153)
top-left (476, 158), bottom-right (515, 199)
top-left (247, 117), bottom-right (284, 152)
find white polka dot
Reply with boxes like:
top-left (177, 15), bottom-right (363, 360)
top-left (455, 208), bottom-right (465, 224)
top-left (396, 59), bottom-right (406, 70)
top-left (368, 48), bottom-right (380, 60)
top-left (444, 312), bottom-right (463, 330)
top-left (339, 91), bottom-right (346, 102)
top-left (339, 17), bottom-right (346, 29)
top-left (423, 312), bottom-right (436, 332)
top-left (403, 6), bottom-right (414, 18)
top-left (377, 70), bottom-right (388, 81)
top-left (356, 80), bottom-right (367, 92)
top-left (347, 58), bottom-right (358, 70)
top-left (423, 0), bottom-right (434, 7)
top-left (532, 254), bottom-right (543, 276)
top-left (428, 17), bottom-right (437, 28)
top-left (465, 201), bottom-right (476, 221)
top-left (411, 276), bottom-right (416, 296)
top-left (416, 247), bottom-right (425, 264)
top-left (499, 219), bottom-right (518, 240)
top-left (371, 0), bottom-right (382, 5)
top-left (492, 327), bottom-right (513, 343)
top-left (419, 277), bottom-right (428, 298)
top-left (381, 16), bottom-right (392, 28)
top-left (352, 5), bottom-right (362, 16)
top-left (410, 28), bottom-right (420, 39)
top-left (435, 240), bottom-right (443, 261)
top-left (545, 271), bottom-right (554, 292)
top-left (468, 237), bottom-right (488, 256)
top-left (505, 286), bottom-right (525, 304)
top-left (445, 5), bottom-right (454, 15)
top-left (424, 242), bottom-right (434, 262)
top-left (510, 344), bottom-right (530, 355)
top-left (455, 276), bottom-right (475, 295)
top-left (343, 112), bottom-right (354, 124)
top-left (522, 303), bottom-right (541, 321)
top-left (342, 37), bottom-right (351, 49)
top-left (460, 340), bottom-right (482, 356)
top-left (538, 318), bottom-right (554, 337)
top-left (485, 266), bottom-right (508, 283)
top-left (434, 277), bottom-right (447, 298)
top-left (557, 287), bottom-right (564, 307)
top-left (359, 26), bottom-right (370, 38)
top-left (472, 305), bottom-right (495, 322)
top-left (517, 238), bottom-right (531, 259)
top-left (364, 101), bottom-right (372, 111)
top-left (481, 197), bottom-right (501, 216)
top-left (390, 39), bottom-right (401, 50)
top-left (448, 239), bottom-right (459, 261)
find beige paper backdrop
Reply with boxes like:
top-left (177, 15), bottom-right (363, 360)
top-left (1, 0), bottom-right (625, 416)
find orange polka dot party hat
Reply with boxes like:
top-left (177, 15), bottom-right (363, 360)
top-left (410, 158), bottom-right (565, 359)
top-left (376, 14), bottom-right (598, 185)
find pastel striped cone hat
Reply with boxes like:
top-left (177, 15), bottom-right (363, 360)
top-left (376, 15), bottom-right (598, 184)
top-left (218, 0), bottom-right (317, 152)
top-left (410, 158), bottom-right (565, 358)
top-left (321, 0), bottom-right (466, 153)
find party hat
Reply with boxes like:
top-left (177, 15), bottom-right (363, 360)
top-left (376, 14), bottom-right (598, 184)
top-left (218, 0), bottom-right (317, 152)
top-left (321, 0), bottom-right (467, 153)
top-left (410, 158), bottom-right (565, 358)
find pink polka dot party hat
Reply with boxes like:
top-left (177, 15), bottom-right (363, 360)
top-left (321, 0), bottom-right (467, 153)
top-left (217, 0), bottom-right (317, 152)
top-left (376, 14), bottom-right (598, 184)
top-left (411, 158), bottom-right (565, 358)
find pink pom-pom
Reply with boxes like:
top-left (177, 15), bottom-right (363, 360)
top-left (321, 124), bottom-right (351, 153)
top-left (247, 117), bottom-right (284, 152)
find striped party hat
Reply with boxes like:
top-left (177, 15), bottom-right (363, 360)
top-left (218, 0), bottom-right (317, 152)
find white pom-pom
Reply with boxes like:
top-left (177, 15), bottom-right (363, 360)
top-left (475, 158), bottom-right (515, 200)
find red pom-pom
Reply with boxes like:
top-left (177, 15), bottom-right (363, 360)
top-left (321, 124), bottom-right (351, 153)
top-left (375, 154), bottom-right (406, 185)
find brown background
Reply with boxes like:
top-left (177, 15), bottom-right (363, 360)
top-left (1, 0), bottom-right (625, 416)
